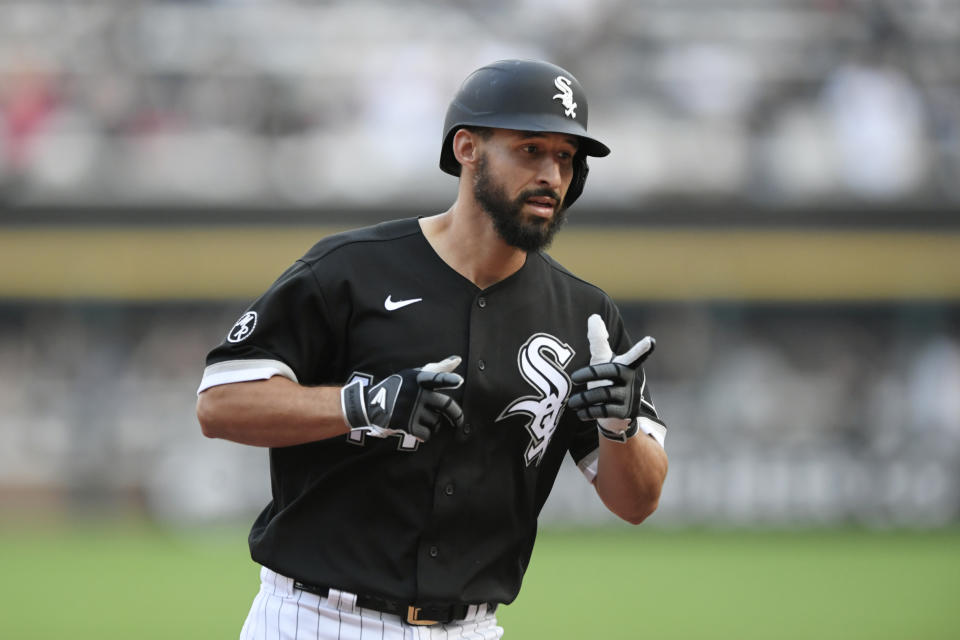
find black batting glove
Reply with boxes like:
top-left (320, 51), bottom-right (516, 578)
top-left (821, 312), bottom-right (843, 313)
top-left (341, 355), bottom-right (464, 442)
top-left (568, 316), bottom-right (657, 441)
top-left (568, 339), bottom-right (654, 420)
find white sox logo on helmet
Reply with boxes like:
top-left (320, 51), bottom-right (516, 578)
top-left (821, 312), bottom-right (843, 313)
top-left (498, 333), bottom-right (575, 466)
top-left (552, 76), bottom-right (577, 118)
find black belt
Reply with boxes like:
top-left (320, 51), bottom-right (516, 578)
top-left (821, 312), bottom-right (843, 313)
top-left (293, 580), bottom-right (497, 626)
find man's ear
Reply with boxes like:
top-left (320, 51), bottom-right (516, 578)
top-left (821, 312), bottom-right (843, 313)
top-left (452, 129), bottom-right (481, 172)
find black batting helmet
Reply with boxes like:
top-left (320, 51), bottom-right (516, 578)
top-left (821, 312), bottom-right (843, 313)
top-left (440, 59), bottom-right (610, 209)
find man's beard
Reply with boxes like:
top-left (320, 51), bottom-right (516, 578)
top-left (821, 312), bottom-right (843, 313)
top-left (473, 155), bottom-right (567, 252)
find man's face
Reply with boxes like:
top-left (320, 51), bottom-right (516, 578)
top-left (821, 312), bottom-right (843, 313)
top-left (471, 129), bottom-right (578, 252)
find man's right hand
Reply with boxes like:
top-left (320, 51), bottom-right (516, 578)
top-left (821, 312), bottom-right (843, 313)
top-left (340, 355), bottom-right (465, 442)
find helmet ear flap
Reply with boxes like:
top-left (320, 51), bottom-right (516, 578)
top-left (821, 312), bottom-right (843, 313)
top-left (563, 155), bottom-right (589, 210)
top-left (440, 127), bottom-right (464, 177)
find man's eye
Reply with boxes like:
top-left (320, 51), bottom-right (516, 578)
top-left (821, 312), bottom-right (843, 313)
top-left (522, 145), bottom-right (539, 154)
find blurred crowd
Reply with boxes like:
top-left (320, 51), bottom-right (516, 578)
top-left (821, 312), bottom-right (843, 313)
top-left (1, 302), bottom-right (957, 527)
top-left (1, 0), bottom-right (959, 208)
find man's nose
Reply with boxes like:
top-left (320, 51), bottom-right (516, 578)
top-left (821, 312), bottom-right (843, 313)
top-left (536, 157), bottom-right (563, 190)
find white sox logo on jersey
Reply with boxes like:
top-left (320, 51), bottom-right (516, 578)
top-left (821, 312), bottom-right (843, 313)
top-left (498, 333), bottom-right (575, 466)
top-left (552, 76), bottom-right (577, 118)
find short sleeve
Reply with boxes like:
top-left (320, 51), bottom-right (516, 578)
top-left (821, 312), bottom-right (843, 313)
top-left (197, 260), bottom-right (335, 393)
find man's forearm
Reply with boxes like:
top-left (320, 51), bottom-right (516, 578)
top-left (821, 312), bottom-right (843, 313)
top-left (595, 434), bottom-right (668, 524)
top-left (197, 376), bottom-right (350, 447)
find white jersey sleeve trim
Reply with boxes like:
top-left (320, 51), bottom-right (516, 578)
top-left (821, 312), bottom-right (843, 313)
top-left (577, 449), bottom-right (599, 484)
top-left (637, 416), bottom-right (667, 448)
top-left (577, 417), bottom-right (665, 485)
top-left (196, 359), bottom-right (299, 394)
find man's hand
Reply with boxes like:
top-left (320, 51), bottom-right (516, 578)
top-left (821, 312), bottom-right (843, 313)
top-left (568, 315), bottom-right (656, 442)
top-left (341, 355), bottom-right (465, 442)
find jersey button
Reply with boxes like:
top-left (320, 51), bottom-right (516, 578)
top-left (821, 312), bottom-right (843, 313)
top-left (477, 359), bottom-right (486, 371)
top-left (477, 297), bottom-right (487, 308)
top-left (462, 423), bottom-right (472, 436)
top-left (429, 545), bottom-right (439, 558)
top-left (444, 483), bottom-right (455, 496)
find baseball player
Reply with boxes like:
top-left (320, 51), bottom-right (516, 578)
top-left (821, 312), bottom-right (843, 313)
top-left (197, 59), bottom-right (668, 639)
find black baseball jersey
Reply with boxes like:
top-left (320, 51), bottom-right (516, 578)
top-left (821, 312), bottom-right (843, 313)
top-left (199, 217), bottom-right (665, 607)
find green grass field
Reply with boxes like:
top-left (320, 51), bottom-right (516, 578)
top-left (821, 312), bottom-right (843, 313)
top-left (1, 521), bottom-right (957, 639)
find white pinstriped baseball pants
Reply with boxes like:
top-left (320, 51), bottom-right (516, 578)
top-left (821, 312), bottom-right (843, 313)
top-left (239, 567), bottom-right (504, 640)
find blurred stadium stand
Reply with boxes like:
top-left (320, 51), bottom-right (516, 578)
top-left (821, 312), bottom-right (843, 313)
top-left (1, 0), bottom-right (958, 527)
top-left (1, 0), bottom-right (959, 208)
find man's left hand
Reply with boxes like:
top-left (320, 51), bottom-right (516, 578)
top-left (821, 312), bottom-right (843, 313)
top-left (567, 323), bottom-right (656, 429)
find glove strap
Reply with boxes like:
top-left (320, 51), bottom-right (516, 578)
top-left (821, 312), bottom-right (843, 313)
top-left (341, 379), bottom-right (370, 428)
top-left (597, 419), bottom-right (639, 443)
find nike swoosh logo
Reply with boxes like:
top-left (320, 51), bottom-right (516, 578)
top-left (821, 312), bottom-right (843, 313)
top-left (384, 295), bottom-right (423, 311)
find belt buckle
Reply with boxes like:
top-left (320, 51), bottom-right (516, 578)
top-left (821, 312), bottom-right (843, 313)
top-left (406, 605), bottom-right (438, 626)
